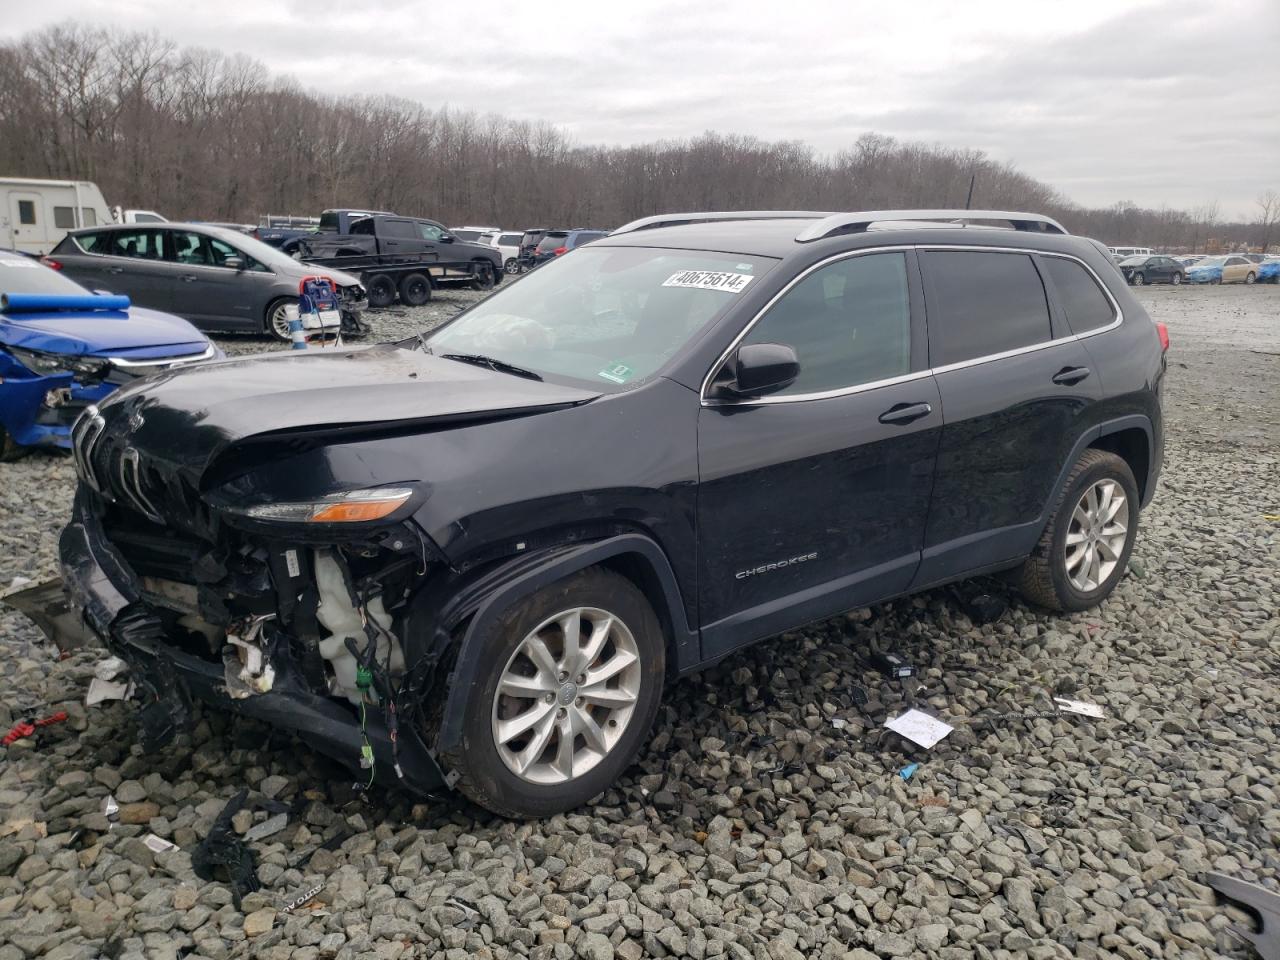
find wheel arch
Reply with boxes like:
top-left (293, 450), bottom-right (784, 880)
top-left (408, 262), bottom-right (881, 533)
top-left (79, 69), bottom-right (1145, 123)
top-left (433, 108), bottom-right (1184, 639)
top-left (431, 533), bottom-right (696, 756)
top-left (1088, 422), bottom-right (1152, 504)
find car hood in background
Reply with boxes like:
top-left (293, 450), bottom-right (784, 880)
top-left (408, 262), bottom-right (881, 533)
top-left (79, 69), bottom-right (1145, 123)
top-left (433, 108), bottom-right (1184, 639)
top-left (272, 257), bottom-right (364, 288)
top-left (0, 305), bottom-right (210, 355)
top-left (94, 342), bottom-right (600, 481)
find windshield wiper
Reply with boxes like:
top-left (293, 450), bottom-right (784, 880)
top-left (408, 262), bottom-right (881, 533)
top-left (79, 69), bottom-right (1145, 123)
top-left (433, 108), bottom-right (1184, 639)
top-left (440, 353), bottom-right (543, 381)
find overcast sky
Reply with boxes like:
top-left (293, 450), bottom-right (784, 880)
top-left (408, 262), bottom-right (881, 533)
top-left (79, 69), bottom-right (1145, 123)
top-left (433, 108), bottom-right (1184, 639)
top-left (4, 0), bottom-right (1277, 218)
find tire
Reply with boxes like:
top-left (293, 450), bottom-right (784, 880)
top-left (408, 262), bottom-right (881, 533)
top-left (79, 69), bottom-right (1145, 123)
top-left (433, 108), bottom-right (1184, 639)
top-left (0, 423), bottom-right (28, 463)
top-left (1212, 276), bottom-right (1222, 285)
top-left (366, 274), bottom-right (397, 308)
top-left (1131, 272), bottom-right (1145, 286)
top-left (1245, 272), bottom-right (1256, 285)
top-left (504, 257), bottom-right (518, 275)
top-left (1018, 449), bottom-right (1139, 612)
top-left (398, 272), bottom-right (432, 306)
top-left (440, 566), bottom-right (666, 818)
top-left (1171, 272), bottom-right (1182, 285)
top-left (264, 297), bottom-right (298, 341)
top-left (470, 261), bottom-right (496, 291)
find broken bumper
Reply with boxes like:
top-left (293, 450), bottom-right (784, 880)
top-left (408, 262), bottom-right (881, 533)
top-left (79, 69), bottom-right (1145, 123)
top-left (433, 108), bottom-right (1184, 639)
top-left (57, 493), bottom-right (447, 796)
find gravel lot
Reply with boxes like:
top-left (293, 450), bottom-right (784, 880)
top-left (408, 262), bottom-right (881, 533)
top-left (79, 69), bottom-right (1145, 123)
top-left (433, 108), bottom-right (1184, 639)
top-left (0, 284), bottom-right (1276, 960)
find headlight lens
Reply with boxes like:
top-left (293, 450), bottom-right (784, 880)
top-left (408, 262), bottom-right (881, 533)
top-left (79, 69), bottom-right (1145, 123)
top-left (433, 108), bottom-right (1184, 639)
top-left (237, 486), bottom-right (415, 524)
top-left (8, 345), bottom-right (109, 379)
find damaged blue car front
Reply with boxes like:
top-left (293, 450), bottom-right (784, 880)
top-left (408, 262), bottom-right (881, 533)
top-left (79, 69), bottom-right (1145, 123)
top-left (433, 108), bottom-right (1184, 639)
top-left (0, 251), bottom-right (217, 460)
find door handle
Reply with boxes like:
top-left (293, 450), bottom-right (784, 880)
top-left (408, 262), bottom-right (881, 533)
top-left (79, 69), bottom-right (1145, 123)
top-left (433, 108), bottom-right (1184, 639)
top-left (106, 267), bottom-right (123, 274)
top-left (878, 402), bottom-right (933, 425)
top-left (1052, 366), bottom-right (1091, 386)
top-left (180, 274), bottom-right (197, 282)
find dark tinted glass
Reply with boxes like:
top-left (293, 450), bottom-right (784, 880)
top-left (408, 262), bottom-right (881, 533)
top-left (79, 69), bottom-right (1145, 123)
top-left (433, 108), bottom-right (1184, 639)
top-left (743, 252), bottom-right (911, 395)
top-left (536, 234), bottom-right (569, 253)
top-left (452, 230), bottom-right (481, 241)
top-left (383, 219), bottom-right (418, 239)
top-left (1043, 257), bottom-right (1115, 334)
top-left (927, 251), bottom-right (1051, 365)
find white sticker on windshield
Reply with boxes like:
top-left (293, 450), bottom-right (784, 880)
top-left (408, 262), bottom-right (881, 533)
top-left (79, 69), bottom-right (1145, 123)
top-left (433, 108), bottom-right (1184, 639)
top-left (662, 270), bottom-right (754, 293)
top-left (0, 257), bottom-right (38, 268)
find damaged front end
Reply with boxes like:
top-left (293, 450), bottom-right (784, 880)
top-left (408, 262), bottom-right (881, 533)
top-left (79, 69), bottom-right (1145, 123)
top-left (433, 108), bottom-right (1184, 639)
top-left (49, 416), bottom-right (459, 795)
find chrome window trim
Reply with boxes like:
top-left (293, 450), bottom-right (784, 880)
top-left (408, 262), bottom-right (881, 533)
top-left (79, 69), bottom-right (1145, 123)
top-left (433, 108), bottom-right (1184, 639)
top-left (108, 343), bottom-right (216, 369)
top-left (700, 243), bottom-right (1123, 407)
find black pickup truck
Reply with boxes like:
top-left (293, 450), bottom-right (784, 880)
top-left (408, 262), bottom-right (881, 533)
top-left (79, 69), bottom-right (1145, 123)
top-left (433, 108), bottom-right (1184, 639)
top-left (295, 215), bottom-right (504, 306)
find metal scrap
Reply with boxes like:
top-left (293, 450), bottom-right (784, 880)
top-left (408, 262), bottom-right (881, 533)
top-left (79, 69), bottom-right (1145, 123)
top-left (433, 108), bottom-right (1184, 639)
top-left (1207, 872), bottom-right (1280, 960)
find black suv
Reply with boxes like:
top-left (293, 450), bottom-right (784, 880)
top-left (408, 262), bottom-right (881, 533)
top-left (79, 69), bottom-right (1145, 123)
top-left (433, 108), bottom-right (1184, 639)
top-left (56, 210), bottom-right (1166, 817)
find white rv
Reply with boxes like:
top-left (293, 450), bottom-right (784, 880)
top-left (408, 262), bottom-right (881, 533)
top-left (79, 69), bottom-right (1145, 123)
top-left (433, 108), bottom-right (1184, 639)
top-left (1, 178), bottom-right (112, 255)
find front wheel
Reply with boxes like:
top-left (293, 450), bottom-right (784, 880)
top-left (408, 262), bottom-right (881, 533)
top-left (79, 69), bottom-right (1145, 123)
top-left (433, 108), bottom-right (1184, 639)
top-left (1245, 271), bottom-right (1256, 284)
top-left (1131, 272), bottom-right (1145, 286)
top-left (265, 297), bottom-right (298, 341)
top-left (441, 566), bottom-right (665, 818)
top-left (1019, 449), bottom-right (1139, 612)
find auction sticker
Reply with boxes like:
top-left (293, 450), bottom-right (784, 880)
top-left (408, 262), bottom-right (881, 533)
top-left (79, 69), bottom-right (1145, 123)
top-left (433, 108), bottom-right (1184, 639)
top-left (662, 270), bottom-right (754, 293)
top-left (598, 362), bottom-right (633, 384)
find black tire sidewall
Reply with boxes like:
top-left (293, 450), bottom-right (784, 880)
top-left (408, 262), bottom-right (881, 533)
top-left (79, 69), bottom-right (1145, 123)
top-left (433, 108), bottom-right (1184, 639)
top-left (1046, 456), bottom-right (1140, 612)
top-left (471, 261), bottom-right (495, 290)
top-left (450, 568), bottom-right (665, 818)
top-left (367, 275), bottom-right (397, 308)
top-left (399, 273), bottom-right (431, 306)
top-left (265, 297), bottom-right (298, 341)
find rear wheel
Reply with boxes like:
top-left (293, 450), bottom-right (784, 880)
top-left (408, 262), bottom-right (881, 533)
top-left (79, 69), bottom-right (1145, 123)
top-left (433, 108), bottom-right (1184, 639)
top-left (504, 257), bottom-right (518, 275)
top-left (1019, 449), bottom-right (1139, 612)
top-left (398, 272), bottom-right (432, 306)
top-left (471, 261), bottom-right (496, 291)
top-left (366, 274), bottom-right (397, 308)
top-left (265, 297), bottom-right (298, 341)
top-left (440, 566), bottom-right (665, 818)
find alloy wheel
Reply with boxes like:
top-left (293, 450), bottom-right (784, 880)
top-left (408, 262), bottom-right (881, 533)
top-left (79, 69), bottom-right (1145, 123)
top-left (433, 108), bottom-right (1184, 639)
top-left (269, 301), bottom-right (294, 340)
top-left (1064, 479), bottom-right (1128, 592)
top-left (491, 606), bottom-right (641, 784)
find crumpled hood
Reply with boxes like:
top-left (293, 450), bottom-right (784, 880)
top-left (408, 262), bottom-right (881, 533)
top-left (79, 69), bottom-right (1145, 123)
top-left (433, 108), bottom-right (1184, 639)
top-left (93, 342), bottom-right (599, 482)
top-left (0, 305), bottom-right (208, 355)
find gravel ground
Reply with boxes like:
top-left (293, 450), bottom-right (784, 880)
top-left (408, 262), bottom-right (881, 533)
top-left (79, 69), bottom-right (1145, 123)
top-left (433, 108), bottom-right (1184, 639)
top-left (0, 284), bottom-right (1276, 960)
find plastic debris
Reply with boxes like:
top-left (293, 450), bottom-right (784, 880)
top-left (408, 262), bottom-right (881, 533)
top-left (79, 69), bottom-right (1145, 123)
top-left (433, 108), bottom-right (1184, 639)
top-left (885, 709), bottom-right (954, 749)
top-left (280, 882), bottom-right (325, 915)
top-left (2, 710), bottom-right (68, 746)
top-left (192, 788), bottom-right (261, 910)
top-left (899, 762), bottom-right (921, 781)
top-left (830, 717), bottom-right (848, 730)
top-left (143, 834), bottom-right (178, 854)
top-left (86, 660), bottom-right (134, 706)
top-left (1207, 872), bottom-right (1280, 960)
top-left (966, 593), bottom-right (1008, 624)
top-left (243, 812), bottom-right (288, 843)
top-left (102, 795), bottom-right (119, 821)
top-left (1053, 697), bottom-right (1105, 719)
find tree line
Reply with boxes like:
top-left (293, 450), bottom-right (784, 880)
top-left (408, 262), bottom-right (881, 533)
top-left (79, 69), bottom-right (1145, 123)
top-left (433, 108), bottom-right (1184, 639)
top-left (2, 23), bottom-right (1276, 252)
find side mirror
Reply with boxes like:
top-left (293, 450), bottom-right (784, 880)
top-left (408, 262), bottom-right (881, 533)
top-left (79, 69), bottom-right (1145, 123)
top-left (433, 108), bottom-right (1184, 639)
top-left (439, 234), bottom-right (455, 243)
top-left (224, 256), bottom-right (244, 271)
top-left (716, 342), bottom-right (799, 398)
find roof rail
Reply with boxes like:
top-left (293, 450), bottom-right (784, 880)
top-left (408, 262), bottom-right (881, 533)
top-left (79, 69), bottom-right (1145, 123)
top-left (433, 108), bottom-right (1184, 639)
top-left (795, 209), bottom-right (1068, 242)
top-left (610, 211), bottom-right (833, 236)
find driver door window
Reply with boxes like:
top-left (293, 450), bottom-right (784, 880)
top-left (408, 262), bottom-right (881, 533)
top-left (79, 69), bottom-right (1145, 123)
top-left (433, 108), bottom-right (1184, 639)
top-left (417, 222), bottom-right (446, 241)
top-left (740, 252), bottom-right (912, 396)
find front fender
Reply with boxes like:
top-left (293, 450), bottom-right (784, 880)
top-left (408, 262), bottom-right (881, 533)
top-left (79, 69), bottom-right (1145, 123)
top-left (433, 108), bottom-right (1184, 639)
top-left (432, 533), bottom-right (696, 757)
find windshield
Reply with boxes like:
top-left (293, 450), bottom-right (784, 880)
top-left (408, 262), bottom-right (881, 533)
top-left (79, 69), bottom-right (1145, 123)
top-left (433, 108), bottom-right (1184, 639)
top-left (1194, 256), bottom-right (1226, 267)
top-left (0, 253), bottom-right (88, 295)
top-left (426, 246), bottom-right (776, 389)
top-left (204, 228), bottom-right (308, 270)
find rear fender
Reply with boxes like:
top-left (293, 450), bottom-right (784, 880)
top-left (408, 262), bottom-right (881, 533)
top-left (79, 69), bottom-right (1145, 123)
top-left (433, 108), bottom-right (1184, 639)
top-left (430, 533), bottom-right (695, 756)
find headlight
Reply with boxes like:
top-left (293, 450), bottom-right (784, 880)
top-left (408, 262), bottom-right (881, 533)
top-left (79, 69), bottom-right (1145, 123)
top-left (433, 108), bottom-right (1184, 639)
top-left (233, 486), bottom-right (415, 524)
top-left (8, 345), bottom-right (109, 379)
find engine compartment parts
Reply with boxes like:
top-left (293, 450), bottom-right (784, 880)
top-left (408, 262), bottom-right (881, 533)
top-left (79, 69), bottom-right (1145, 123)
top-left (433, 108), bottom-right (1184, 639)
top-left (314, 552), bottom-right (404, 705)
top-left (223, 615), bottom-right (277, 699)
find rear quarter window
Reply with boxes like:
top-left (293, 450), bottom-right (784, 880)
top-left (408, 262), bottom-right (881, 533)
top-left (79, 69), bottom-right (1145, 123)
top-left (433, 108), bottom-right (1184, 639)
top-left (925, 251), bottom-right (1052, 365)
top-left (1042, 256), bottom-right (1116, 334)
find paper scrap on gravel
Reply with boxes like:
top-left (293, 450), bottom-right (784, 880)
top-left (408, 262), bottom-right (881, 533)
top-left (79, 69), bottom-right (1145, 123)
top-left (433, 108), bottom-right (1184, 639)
top-left (1054, 697), bottom-right (1105, 719)
top-left (885, 709), bottom-right (953, 748)
top-left (143, 834), bottom-right (178, 854)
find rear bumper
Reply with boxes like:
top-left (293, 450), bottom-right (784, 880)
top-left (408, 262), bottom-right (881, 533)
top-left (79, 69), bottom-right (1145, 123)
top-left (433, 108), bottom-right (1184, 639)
top-left (58, 492), bottom-right (447, 795)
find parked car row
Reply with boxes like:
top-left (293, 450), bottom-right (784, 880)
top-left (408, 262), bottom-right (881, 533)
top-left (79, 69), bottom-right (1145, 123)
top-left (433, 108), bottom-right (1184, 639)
top-left (461, 226), bottom-right (611, 274)
top-left (1112, 251), bottom-right (1277, 285)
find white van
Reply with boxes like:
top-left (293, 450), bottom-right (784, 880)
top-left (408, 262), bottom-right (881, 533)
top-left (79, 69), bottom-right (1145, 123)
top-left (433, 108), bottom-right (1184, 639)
top-left (1109, 245), bottom-right (1153, 261)
top-left (1, 178), bottom-right (112, 255)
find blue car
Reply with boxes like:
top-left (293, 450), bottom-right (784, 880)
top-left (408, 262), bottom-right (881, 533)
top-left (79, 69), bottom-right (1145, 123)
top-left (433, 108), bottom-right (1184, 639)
top-left (1, 251), bottom-right (216, 460)
top-left (1258, 257), bottom-right (1280, 283)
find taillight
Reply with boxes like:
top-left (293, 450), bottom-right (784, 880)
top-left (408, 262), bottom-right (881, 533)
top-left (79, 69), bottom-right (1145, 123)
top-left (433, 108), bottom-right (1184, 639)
top-left (41, 257), bottom-right (62, 271)
top-left (1155, 322), bottom-right (1169, 352)
top-left (553, 246), bottom-right (568, 256)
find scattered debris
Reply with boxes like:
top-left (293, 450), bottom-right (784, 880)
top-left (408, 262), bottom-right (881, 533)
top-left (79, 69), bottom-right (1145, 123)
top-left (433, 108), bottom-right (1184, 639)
top-left (1054, 697), bottom-right (1106, 719)
top-left (1207, 872), bottom-right (1280, 960)
top-left (192, 789), bottom-right (261, 910)
top-left (966, 593), bottom-right (1008, 624)
top-left (830, 717), bottom-right (848, 730)
top-left (243, 812), bottom-right (289, 843)
top-left (142, 834), bottom-right (178, 854)
top-left (899, 762), bottom-right (921, 781)
top-left (280, 882), bottom-right (325, 915)
top-left (86, 657), bottom-right (134, 706)
top-left (870, 650), bottom-right (915, 679)
top-left (885, 708), bottom-right (954, 749)
top-left (101, 795), bottom-right (119, 821)
top-left (2, 710), bottom-right (68, 746)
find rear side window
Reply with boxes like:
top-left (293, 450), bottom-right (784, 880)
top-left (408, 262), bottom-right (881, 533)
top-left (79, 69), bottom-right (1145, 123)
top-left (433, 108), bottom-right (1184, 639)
top-left (742, 252), bottom-right (912, 395)
top-left (1042, 257), bottom-right (1116, 334)
top-left (500, 233), bottom-right (521, 246)
top-left (926, 251), bottom-right (1051, 365)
